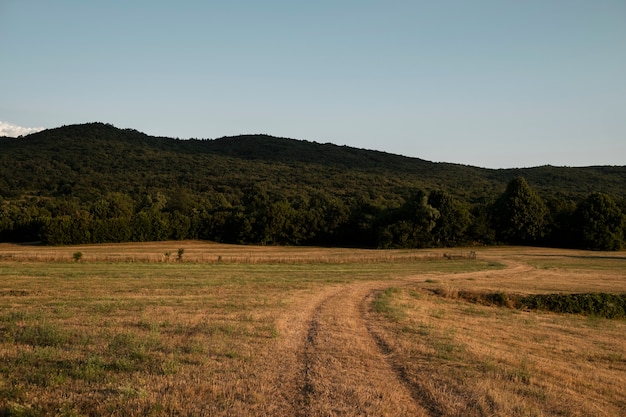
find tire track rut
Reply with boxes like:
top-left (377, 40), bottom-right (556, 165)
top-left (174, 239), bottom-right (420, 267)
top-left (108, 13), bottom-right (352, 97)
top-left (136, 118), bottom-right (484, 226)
top-left (264, 255), bottom-right (525, 416)
top-left (362, 290), bottom-right (447, 417)
top-left (293, 281), bottom-right (430, 416)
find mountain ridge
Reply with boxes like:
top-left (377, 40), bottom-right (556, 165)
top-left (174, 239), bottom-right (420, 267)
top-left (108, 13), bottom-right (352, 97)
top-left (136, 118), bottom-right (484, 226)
top-left (1, 122), bottom-right (624, 248)
top-left (2, 122), bottom-right (624, 202)
top-left (5, 122), bottom-right (622, 170)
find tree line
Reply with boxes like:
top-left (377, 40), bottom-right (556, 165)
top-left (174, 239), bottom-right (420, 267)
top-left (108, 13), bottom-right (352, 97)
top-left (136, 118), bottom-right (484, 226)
top-left (1, 177), bottom-right (624, 250)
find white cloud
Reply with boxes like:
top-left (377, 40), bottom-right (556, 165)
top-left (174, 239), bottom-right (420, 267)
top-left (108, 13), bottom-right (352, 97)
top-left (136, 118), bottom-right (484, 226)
top-left (0, 121), bottom-right (45, 137)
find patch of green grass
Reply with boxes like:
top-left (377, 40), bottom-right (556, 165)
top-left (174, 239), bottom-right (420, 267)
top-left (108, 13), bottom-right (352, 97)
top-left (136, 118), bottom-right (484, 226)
top-left (373, 288), bottom-right (406, 322)
top-left (178, 338), bottom-right (207, 355)
top-left (432, 339), bottom-right (463, 360)
top-left (0, 402), bottom-right (44, 417)
top-left (0, 311), bottom-right (29, 323)
top-left (160, 358), bottom-right (181, 375)
top-left (73, 355), bottom-right (108, 382)
top-left (14, 323), bottom-right (68, 348)
top-left (106, 332), bottom-right (160, 372)
top-left (408, 290), bottom-right (422, 299)
top-left (498, 357), bottom-right (535, 385)
top-left (116, 384), bottom-right (147, 399)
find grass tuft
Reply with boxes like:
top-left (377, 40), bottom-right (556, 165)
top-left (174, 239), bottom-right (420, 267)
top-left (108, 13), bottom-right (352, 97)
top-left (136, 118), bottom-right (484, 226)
top-left (373, 288), bottom-right (406, 322)
top-left (14, 323), bottom-right (68, 348)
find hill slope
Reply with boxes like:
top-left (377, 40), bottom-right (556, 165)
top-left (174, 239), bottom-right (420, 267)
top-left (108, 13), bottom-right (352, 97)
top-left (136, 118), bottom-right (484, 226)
top-left (1, 122), bottom-right (624, 201)
top-left (1, 123), bottom-right (624, 248)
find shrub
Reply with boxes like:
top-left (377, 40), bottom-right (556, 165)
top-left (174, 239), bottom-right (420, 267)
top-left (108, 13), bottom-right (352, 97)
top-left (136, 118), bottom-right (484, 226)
top-left (520, 293), bottom-right (626, 319)
top-left (450, 290), bottom-right (626, 319)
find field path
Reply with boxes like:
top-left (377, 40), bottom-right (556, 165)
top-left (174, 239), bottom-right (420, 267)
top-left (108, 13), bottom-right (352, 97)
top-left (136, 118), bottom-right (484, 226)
top-left (266, 279), bottom-right (432, 416)
top-left (260, 255), bottom-right (529, 416)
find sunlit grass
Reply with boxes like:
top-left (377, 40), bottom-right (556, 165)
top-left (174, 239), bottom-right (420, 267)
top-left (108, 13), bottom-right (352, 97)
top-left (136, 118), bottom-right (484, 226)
top-left (2, 242), bottom-right (624, 416)
top-left (0, 243), bottom-right (495, 416)
top-left (369, 261), bottom-right (626, 417)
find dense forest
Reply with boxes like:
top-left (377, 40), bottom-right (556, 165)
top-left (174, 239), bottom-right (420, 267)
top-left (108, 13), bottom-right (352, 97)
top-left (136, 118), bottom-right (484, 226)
top-left (1, 123), bottom-right (625, 250)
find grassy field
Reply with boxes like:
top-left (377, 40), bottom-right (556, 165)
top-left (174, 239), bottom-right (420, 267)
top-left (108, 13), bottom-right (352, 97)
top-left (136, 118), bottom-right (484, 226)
top-left (0, 241), bottom-right (624, 416)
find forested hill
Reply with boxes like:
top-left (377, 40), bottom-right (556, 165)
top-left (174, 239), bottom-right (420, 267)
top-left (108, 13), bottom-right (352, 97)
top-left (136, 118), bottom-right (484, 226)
top-left (1, 122), bottom-right (625, 249)
top-left (1, 122), bottom-right (624, 201)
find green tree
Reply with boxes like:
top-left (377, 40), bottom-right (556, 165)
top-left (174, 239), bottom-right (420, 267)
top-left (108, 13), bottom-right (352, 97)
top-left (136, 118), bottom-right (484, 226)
top-left (345, 193), bottom-right (391, 247)
top-left (492, 177), bottom-right (549, 245)
top-left (428, 191), bottom-right (472, 247)
top-left (166, 188), bottom-right (193, 213)
top-left (544, 196), bottom-right (577, 247)
top-left (41, 212), bottom-right (91, 245)
top-left (302, 191), bottom-right (350, 245)
top-left (169, 211), bottom-right (192, 240)
top-left (573, 193), bottom-right (625, 250)
top-left (467, 204), bottom-right (496, 244)
top-left (263, 200), bottom-right (302, 245)
top-left (377, 191), bottom-right (439, 248)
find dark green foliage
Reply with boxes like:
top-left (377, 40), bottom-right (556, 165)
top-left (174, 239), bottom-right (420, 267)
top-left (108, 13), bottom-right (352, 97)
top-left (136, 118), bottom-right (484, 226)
top-left (14, 323), bottom-right (68, 347)
top-left (520, 293), bottom-right (626, 319)
top-left (455, 291), bottom-right (626, 319)
top-left (428, 191), bottom-right (472, 247)
top-left (572, 193), bottom-right (625, 250)
top-left (486, 292), bottom-right (510, 307)
top-left (543, 196), bottom-right (578, 247)
top-left (1, 123), bottom-right (625, 249)
top-left (466, 204), bottom-right (496, 245)
top-left (492, 177), bottom-right (549, 245)
top-left (377, 191), bottom-right (439, 248)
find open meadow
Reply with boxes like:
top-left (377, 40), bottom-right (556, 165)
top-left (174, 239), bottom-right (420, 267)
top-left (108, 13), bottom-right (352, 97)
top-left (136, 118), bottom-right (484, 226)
top-left (0, 241), bottom-right (625, 416)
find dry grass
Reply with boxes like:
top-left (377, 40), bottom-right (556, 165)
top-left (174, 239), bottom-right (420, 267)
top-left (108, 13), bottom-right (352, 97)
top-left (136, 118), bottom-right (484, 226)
top-left (0, 242), bottom-right (624, 416)
top-left (368, 248), bottom-right (626, 416)
top-left (0, 241), bottom-right (463, 264)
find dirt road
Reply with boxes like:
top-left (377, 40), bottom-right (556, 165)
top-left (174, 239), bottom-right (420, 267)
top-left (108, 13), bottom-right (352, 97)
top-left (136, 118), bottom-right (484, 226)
top-left (258, 278), bottom-right (431, 416)
top-left (259, 258), bottom-right (527, 416)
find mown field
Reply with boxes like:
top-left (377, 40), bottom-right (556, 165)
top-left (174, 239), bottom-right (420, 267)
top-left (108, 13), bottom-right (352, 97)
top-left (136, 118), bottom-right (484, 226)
top-left (0, 241), bottom-right (624, 416)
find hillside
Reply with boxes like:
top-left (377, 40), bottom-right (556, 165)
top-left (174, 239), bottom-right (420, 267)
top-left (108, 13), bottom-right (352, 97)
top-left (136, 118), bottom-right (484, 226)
top-left (1, 122), bottom-right (624, 201)
top-left (1, 122), bottom-right (625, 249)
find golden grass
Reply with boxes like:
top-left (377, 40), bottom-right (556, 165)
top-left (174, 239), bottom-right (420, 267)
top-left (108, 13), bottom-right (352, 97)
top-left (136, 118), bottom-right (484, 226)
top-left (367, 247), bottom-right (626, 416)
top-left (368, 288), bottom-right (626, 416)
top-left (0, 242), bottom-right (624, 416)
top-left (0, 240), bottom-right (459, 264)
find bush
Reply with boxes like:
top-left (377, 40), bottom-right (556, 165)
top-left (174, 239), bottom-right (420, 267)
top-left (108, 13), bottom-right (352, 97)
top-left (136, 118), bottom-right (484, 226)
top-left (520, 293), bottom-right (626, 319)
top-left (450, 291), bottom-right (626, 319)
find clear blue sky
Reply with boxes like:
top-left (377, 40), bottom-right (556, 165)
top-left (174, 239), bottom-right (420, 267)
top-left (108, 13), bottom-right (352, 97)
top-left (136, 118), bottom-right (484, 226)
top-left (1, 1), bottom-right (625, 168)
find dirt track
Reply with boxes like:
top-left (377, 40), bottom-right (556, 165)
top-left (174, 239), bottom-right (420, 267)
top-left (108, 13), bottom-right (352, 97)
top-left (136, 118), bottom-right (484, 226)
top-left (266, 280), bottom-right (426, 416)
top-left (3, 244), bottom-right (624, 416)
top-left (259, 258), bottom-right (530, 416)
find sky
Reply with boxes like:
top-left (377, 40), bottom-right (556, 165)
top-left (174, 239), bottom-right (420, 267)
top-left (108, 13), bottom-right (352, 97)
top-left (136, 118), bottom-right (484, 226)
top-left (1, 1), bottom-right (625, 169)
